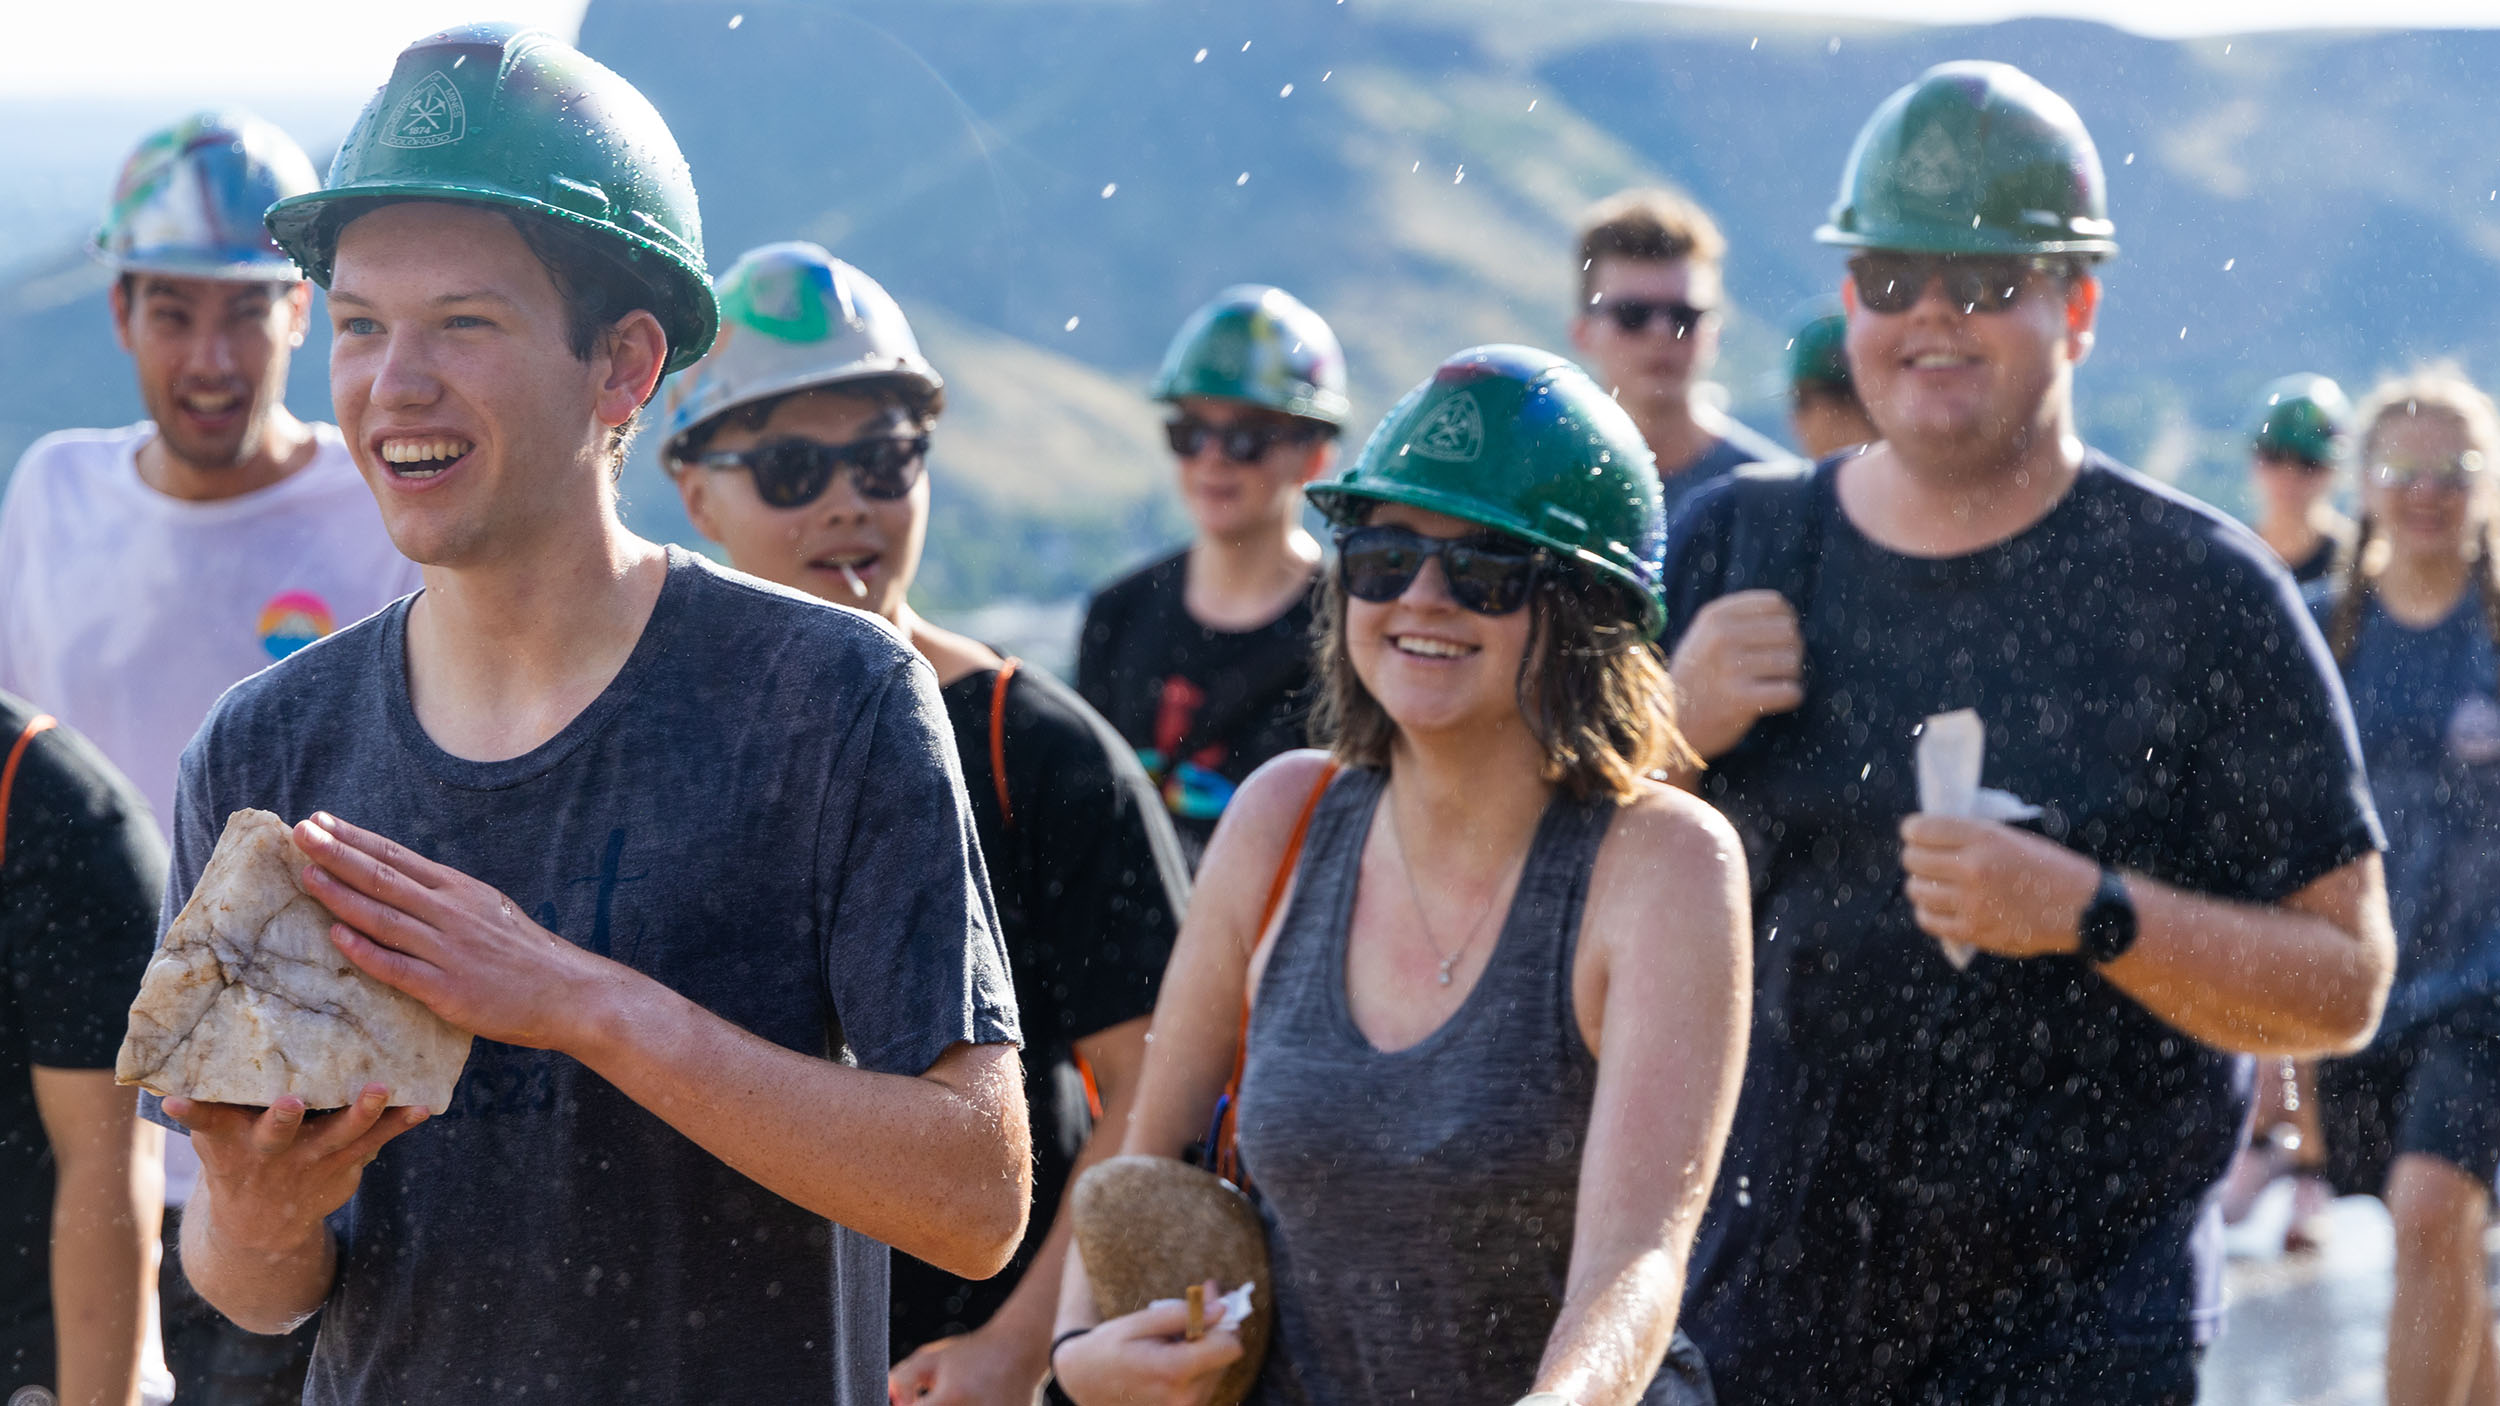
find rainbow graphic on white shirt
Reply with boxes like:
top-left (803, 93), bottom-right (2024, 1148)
top-left (257, 590), bottom-right (335, 660)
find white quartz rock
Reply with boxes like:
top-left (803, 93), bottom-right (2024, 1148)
top-left (117, 809), bottom-right (471, 1113)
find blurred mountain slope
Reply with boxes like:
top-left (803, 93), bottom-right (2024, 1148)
top-left (9, 2), bottom-right (2500, 610)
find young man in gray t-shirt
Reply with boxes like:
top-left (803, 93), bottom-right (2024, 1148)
top-left (151, 28), bottom-right (1027, 1406)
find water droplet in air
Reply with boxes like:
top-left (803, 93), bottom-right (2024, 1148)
top-left (1280, 83), bottom-right (1294, 97)
top-left (1527, 99), bottom-right (1538, 112)
top-left (1194, 48), bottom-right (1208, 63)
top-left (1101, 183), bottom-right (1118, 198)
top-left (1322, 71), bottom-right (1332, 81)
top-left (1064, 317), bottom-right (1080, 331)
top-left (1827, 36), bottom-right (1841, 53)
top-left (1750, 37), bottom-right (1759, 49)
top-left (1236, 172), bottom-right (1250, 186)
top-left (1453, 165), bottom-right (1465, 185)
top-left (727, 13), bottom-right (743, 27)
top-left (1242, 40), bottom-right (1252, 51)
top-left (2179, 327), bottom-right (2187, 340)
top-left (2125, 152), bottom-right (2136, 165)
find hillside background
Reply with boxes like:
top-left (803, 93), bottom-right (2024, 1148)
top-left (6, 0), bottom-right (2498, 651)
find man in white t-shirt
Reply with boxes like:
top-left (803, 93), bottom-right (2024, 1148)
top-left (0, 110), bottom-right (418, 1406)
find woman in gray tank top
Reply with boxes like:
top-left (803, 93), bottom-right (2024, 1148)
top-left (1052, 348), bottom-right (1750, 1406)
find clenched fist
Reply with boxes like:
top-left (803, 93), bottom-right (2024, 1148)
top-left (1669, 589), bottom-right (1806, 761)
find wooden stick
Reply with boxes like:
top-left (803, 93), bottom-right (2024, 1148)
top-left (1185, 1283), bottom-right (1206, 1341)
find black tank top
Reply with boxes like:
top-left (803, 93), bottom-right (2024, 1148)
top-left (1234, 767), bottom-right (1713, 1406)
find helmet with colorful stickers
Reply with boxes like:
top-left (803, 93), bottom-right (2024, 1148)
top-left (2250, 373), bottom-right (2350, 466)
top-left (93, 111), bottom-right (320, 282)
top-left (661, 242), bottom-right (943, 459)
top-left (1305, 345), bottom-right (1665, 634)
top-left (1789, 312), bottom-right (1853, 392)
top-left (265, 23), bottom-right (716, 372)
top-left (1816, 61), bottom-right (2118, 259)
top-left (1151, 285), bottom-right (1350, 427)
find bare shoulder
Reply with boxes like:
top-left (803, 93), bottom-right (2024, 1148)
top-left (1597, 778), bottom-right (1745, 889)
top-left (1191, 749), bottom-right (1343, 929)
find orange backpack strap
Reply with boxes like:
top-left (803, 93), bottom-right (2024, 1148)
top-left (988, 659), bottom-right (1020, 829)
top-left (0, 714), bottom-right (59, 871)
top-left (1213, 758), bottom-right (1341, 1186)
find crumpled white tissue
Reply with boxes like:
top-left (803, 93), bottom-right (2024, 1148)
top-left (1915, 709), bottom-right (2043, 970)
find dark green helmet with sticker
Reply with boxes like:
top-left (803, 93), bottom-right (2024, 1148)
top-left (1305, 345), bottom-right (1665, 633)
top-left (1151, 285), bottom-right (1349, 427)
top-left (2250, 374), bottom-right (2350, 466)
top-left (1817, 61), bottom-right (2118, 259)
top-left (265, 23), bottom-right (717, 372)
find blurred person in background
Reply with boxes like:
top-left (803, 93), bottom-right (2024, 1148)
top-left (0, 110), bottom-right (417, 1406)
top-left (1568, 188), bottom-right (1786, 523)
top-left (656, 241), bottom-right (1190, 1405)
top-left (1, 696), bottom-right (166, 1406)
top-left (2308, 370), bottom-right (2500, 1406)
top-left (1662, 62), bottom-right (2393, 1403)
top-left (1051, 347), bottom-right (1742, 1406)
top-left (1785, 311), bottom-right (1876, 460)
top-left (1078, 287), bottom-right (1345, 867)
top-left (2249, 373), bottom-right (2357, 585)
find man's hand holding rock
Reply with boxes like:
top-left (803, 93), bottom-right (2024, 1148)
top-left (294, 812), bottom-right (632, 1054)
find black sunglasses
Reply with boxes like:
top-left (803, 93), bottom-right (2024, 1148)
top-left (1847, 253), bottom-right (2067, 315)
top-left (685, 434), bottom-right (930, 508)
top-left (1599, 298), bottom-right (1713, 337)
top-left (1337, 525), bottom-right (1545, 616)
top-left (1166, 416), bottom-right (1322, 463)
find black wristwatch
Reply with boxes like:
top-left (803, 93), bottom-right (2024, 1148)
top-left (2077, 867), bottom-right (2138, 964)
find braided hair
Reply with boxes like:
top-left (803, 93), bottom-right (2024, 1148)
top-left (2329, 369), bottom-right (2500, 670)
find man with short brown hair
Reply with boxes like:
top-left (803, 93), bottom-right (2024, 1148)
top-left (1569, 188), bottom-right (1784, 519)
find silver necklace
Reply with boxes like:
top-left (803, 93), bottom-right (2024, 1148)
top-left (1385, 798), bottom-right (1516, 986)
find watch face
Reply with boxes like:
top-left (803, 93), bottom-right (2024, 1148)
top-left (2083, 871), bottom-right (2137, 963)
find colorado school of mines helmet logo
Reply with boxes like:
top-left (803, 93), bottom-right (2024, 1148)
top-left (1407, 392), bottom-right (1484, 463)
top-left (380, 71), bottom-right (468, 150)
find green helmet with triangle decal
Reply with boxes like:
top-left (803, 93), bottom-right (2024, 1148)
top-left (265, 23), bottom-right (717, 372)
top-left (1817, 61), bottom-right (2118, 259)
top-left (1306, 345), bottom-right (1665, 634)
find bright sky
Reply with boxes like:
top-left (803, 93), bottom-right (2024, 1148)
top-left (5, 0), bottom-right (2493, 102)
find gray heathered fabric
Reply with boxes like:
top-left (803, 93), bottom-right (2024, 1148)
top-left (1235, 766), bottom-right (1713, 1406)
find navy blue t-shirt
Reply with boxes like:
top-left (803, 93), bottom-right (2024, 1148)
top-left (151, 548), bottom-right (1018, 1406)
top-left (1662, 456), bottom-right (2378, 1395)
top-left (2311, 587), bottom-right (2500, 1034)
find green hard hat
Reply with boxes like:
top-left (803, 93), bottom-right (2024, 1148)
top-left (1790, 312), bottom-right (1852, 391)
top-left (1151, 284), bottom-right (1349, 426)
top-left (1816, 61), bottom-right (2118, 259)
top-left (2250, 373), bottom-right (2350, 465)
top-left (1306, 345), bottom-right (1665, 634)
top-left (266, 23), bottom-right (717, 372)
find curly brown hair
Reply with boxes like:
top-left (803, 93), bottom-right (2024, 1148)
top-left (1309, 538), bottom-right (1697, 804)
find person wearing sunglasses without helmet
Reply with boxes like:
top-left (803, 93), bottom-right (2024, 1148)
top-left (1660, 63), bottom-right (2393, 1404)
top-left (0, 110), bottom-right (426, 1406)
top-left (656, 241), bottom-right (1190, 1406)
top-left (1567, 190), bottom-right (1787, 525)
top-left (1049, 347), bottom-right (1745, 1406)
top-left (2304, 372), bottom-right (2500, 1406)
top-left (2247, 373), bottom-right (2358, 585)
top-left (143, 29), bottom-right (1028, 1406)
top-left (1076, 287), bottom-right (1345, 867)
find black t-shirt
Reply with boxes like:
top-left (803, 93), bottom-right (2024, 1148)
top-left (889, 663), bottom-right (1187, 1356)
top-left (1657, 417), bottom-right (1790, 527)
top-left (1661, 456), bottom-right (2379, 1388)
top-left (1077, 549), bottom-right (1317, 864)
top-left (1, 694), bottom-right (165, 1396)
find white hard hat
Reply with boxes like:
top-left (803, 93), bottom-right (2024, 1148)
top-left (660, 241), bottom-right (943, 459)
top-left (93, 110), bottom-right (320, 282)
